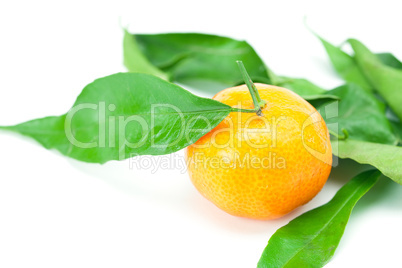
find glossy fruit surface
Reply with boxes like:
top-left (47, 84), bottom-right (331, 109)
top-left (186, 84), bottom-right (332, 220)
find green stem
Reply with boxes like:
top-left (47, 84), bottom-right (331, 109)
top-left (236, 61), bottom-right (267, 115)
top-left (329, 128), bottom-right (349, 140)
top-left (230, 107), bottom-right (260, 113)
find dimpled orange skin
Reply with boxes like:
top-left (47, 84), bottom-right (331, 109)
top-left (185, 83), bottom-right (332, 220)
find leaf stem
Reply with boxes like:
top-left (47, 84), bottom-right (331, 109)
top-left (236, 61), bottom-right (267, 116)
top-left (230, 107), bottom-right (260, 113)
top-left (329, 128), bottom-right (349, 140)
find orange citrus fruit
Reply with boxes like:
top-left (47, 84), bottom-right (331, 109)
top-left (185, 83), bottom-right (332, 220)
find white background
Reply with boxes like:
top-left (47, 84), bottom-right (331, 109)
top-left (0, 0), bottom-right (401, 267)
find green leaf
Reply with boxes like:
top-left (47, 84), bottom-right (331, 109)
top-left (278, 77), bottom-right (324, 94)
top-left (348, 38), bottom-right (402, 121)
top-left (318, 84), bottom-right (397, 145)
top-left (316, 35), bottom-right (372, 91)
top-left (333, 140), bottom-right (402, 184)
top-left (257, 170), bottom-right (381, 268)
top-left (276, 77), bottom-right (339, 101)
top-left (123, 30), bottom-right (169, 80)
top-left (313, 83), bottom-right (401, 184)
top-left (376, 52), bottom-right (402, 70)
top-left (124, 31), bottom-right (271, 89)
top-left (0, 73), bottom-right (231, 163)
top-left (124, 31), bottom-right (337, 102)
top-left (316, 35), bottom-right (402, 92)
top-left (390, 120), bottom-right (402, 145)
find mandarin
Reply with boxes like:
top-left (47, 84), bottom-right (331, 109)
top-left (185, 83), bottom-right (332, 219)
